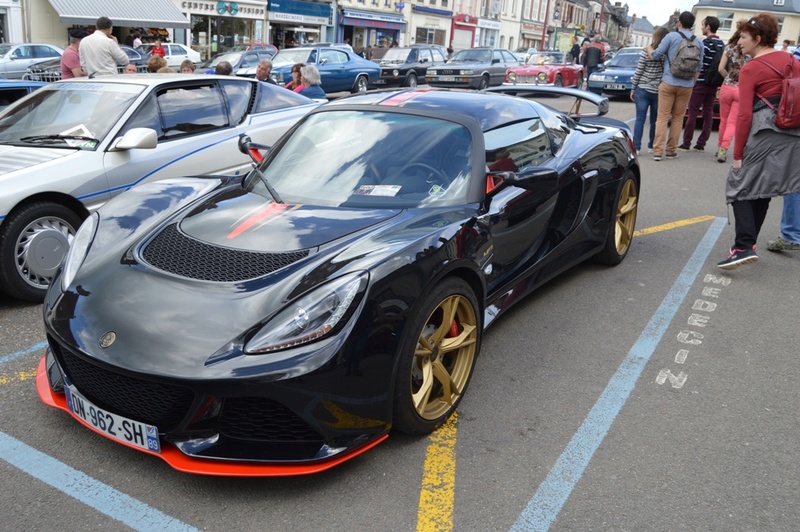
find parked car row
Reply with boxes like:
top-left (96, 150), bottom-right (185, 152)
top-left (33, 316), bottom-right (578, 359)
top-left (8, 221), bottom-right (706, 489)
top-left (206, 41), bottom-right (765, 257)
top-left (0, 43), bottom-right (64, 79)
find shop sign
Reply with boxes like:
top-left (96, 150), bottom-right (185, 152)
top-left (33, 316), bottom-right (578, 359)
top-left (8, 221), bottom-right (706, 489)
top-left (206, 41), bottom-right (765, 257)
top-left (181, 1), bottom-right (264, 17)
top-left (477, 18), bottom-right (502, 31)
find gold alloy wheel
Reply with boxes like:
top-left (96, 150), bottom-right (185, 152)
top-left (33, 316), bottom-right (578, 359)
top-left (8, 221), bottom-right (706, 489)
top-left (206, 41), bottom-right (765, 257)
top-left (411, 294), bottom-right (478, 420)
top-left (614, 177), bottom-right (638, 256)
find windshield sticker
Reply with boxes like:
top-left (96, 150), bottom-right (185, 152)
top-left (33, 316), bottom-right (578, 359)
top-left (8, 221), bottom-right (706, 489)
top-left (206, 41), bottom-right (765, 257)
top-left (60, 124), bottom-right (95, 148)
top-left (354, 185), bottom-right (401, 197)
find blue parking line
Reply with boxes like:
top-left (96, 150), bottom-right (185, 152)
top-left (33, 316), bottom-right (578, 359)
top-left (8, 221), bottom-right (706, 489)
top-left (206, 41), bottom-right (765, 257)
top-left (511, 216), bottom-right (726, 531)
top-left (0, 432), bottom-right (198, 531)
top-left (0, 341), bottom-right (47, 367)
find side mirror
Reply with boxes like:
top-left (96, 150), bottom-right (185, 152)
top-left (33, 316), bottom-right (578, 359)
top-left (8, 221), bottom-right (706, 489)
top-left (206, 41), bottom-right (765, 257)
top-left (110, 128), bottom-right (157, 151)
top-left (238, 134), bottom-right (271, 164)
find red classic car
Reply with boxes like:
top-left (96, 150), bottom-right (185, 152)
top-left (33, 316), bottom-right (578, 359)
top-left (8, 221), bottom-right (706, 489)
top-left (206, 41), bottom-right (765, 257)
top-left (504, 51), bottom-right (583, 88)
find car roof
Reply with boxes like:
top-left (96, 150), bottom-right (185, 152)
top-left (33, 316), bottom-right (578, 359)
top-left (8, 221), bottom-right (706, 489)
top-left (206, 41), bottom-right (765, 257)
top-left (47, 73), bottom-right (250, 87)
top-left (318, 88), bottom-right (540, 132)
top-left (0, 79), bottom-right (46, 88)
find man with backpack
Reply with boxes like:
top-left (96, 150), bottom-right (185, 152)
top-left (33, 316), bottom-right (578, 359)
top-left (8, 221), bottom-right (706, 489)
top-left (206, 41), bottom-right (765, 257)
top-left (680, 16), bottom-right (725, 152)
top-left (647, 11), bottom-right (701, 161)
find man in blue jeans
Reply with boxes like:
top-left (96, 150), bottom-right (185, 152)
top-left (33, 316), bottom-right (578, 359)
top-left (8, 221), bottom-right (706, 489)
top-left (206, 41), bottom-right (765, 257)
top-left (767, 194), bottom-right (800, 251)
top-left (680, 16), bottom-right (724, 151)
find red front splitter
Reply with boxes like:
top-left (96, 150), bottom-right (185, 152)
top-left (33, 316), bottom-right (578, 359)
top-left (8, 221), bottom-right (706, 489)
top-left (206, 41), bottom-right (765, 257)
top-left (36, 356), bottom-right (388, 477)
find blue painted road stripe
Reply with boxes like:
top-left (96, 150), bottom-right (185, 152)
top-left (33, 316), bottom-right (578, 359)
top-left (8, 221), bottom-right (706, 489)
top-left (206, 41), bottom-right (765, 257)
top-left (511, 216), bottom-right (726, 531)
top-left (0, 341), bottom-right (47, 367)
top-left (0, 432), bottom-right (199, 531)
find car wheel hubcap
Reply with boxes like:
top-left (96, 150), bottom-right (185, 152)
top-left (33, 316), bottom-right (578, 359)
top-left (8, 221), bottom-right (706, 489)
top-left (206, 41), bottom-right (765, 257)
top-left (615, 179), bottom-right (638, 255)
top-left (15, 216), bottom-right (74, 289)
top-left (411, 294), bottom-right (477, 420)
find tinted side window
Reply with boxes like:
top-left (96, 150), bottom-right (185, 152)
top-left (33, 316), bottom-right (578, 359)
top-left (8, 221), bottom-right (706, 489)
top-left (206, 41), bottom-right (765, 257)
top-left (220, 79), bottom-right (252, 124)
top-left (158, 84), bottom-right (228, 139)
top-left (169, 45), bottom-right (185, 56)
top-left (253, 83), bottom-right (312, 113)
top-left (120, 94), bottom-right (163, 138)
top-left (239, 53), bottom-right (260, 69)
top-left (484, 119), bottom-right (552, 172)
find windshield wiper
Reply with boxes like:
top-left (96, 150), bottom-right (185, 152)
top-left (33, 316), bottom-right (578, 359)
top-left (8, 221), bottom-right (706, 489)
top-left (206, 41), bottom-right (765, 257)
top-left (251, 164), bottom-right (283, 204)
top-left (18, 134), bottom-right (99, 146)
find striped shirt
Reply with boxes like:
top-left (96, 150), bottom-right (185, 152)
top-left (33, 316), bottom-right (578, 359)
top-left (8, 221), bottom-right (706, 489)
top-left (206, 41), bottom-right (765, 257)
top-left (631, 50), bottom-right (664, 93)
top-left (698, 35), bottom-right (725, 84)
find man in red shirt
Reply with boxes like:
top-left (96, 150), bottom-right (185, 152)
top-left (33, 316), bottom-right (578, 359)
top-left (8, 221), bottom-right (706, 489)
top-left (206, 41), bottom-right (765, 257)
top-left (61, 29), bottom-right (89, 79)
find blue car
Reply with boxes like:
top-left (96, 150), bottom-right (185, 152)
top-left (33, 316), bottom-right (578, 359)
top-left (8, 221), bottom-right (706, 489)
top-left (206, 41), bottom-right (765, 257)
top-left (0, 79), bottom-right (45, 112)
top-left (587, 51), bottom-right (642, 97)
top-left (269, 46), bottom-right (380, 94)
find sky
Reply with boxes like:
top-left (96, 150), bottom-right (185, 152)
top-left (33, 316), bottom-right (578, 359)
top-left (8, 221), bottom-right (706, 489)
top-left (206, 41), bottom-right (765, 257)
top-left (627, 0), bottom-right (697, 26)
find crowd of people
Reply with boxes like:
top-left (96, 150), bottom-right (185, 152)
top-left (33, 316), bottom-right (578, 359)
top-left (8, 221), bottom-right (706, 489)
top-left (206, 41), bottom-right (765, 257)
top-left (625, 11), bottom-right (800, 269)
top-left (59, 15), bottom-right (326, 96)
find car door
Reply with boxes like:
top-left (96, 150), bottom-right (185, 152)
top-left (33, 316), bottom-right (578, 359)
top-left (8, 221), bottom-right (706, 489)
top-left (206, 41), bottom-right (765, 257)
top-left (167, 44), bottom-right (189, 68)
top-left (488, 50), bottom-right (515, 85)
top-left (316, 48), bottom-right (351, 92)
top-left (102, 79), bottom-right (309, 196)
top-left (483, 118), bottom-right (564, 286)
top-left (4, 45), bottom-right (36, 78)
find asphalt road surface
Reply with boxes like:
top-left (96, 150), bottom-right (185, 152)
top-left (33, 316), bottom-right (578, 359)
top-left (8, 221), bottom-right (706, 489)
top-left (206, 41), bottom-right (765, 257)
top-left (1, 94), bottom-right (798, 531)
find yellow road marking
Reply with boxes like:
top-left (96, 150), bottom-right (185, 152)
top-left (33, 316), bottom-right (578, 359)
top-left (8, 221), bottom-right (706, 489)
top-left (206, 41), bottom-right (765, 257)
top-left (633, 215), bottom-right (716, 237)
top-left (0, 368), bottom-right (37, 385)
top-left (415, 216), bottom-right (719, 530)
top-left (416, 412), bottom-right (458, 532)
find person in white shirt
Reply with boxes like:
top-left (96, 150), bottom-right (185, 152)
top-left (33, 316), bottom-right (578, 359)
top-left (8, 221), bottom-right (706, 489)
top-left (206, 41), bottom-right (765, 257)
top-left (132, 33), bottom-right (143, 49)
top-left (80, 16), bottom-right (129, 77)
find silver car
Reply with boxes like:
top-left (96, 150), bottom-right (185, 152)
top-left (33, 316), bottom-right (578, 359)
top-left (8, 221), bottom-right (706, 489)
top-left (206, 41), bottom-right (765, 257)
top-left (0, 43), bottom-right (64, 79)
top-left (0, 74), bottom-right (318, 301)
top-left (426, 47), bottom-right (522, 90)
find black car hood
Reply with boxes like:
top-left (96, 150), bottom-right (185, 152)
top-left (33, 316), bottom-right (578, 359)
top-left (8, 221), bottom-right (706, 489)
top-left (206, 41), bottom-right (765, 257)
top-left (177, 187), bottom-right (397, 252)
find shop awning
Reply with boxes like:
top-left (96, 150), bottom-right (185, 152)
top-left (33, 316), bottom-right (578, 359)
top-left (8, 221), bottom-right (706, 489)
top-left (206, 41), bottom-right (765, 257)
top-left (47, 0), bottom-right (190, 29)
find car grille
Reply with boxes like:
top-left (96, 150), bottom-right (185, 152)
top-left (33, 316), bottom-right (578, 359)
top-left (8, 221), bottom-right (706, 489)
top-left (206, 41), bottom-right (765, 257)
top-left (50, 338), bottom-right (194, 431)
top-left (438, 69), bottom-right (456, 75)
top-left (219, 397), bottom-right (324, 443)
top-left (514, 75), bottom-right (543, 84)
top-left (24, 71), bottom-right (61, 82)
top-left (141, 223), bottom-right (309, 282)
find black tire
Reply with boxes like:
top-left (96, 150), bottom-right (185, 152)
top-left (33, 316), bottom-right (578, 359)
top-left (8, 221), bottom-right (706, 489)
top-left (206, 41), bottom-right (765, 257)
top-left (393, 278), bottom-right (481, 435)
top-left (0, 201), bottom-right (83, 301)
top-left (595, 170), bottom-right (638, 265)
top-left (351, 75), bottom-right (369, 94)
top-left (554, 74), bottom-right (563, 87)
top-left (477, 75), bottom-right (489, 90)
top-left (404, 73), bottom-right (418, 88)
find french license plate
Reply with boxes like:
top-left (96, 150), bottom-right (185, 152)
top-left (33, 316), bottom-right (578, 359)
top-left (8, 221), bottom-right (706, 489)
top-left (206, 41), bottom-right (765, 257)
top-left (65, 386), bottom-right (161, 453)
top-left (374, 79), bottom-right (387, 84)
top-left (604, 83), bottom-right (626, 90)
top-left (438, 76), bottom-right (455, 82)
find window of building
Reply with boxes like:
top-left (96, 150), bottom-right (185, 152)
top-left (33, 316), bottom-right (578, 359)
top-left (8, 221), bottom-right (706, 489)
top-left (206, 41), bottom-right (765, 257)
top-left (717, 12), bottom-right (734, 32)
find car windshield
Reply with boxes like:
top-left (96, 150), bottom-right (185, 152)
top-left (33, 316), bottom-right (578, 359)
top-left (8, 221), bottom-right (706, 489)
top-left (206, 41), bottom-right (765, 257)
top-left (0, 82), bottom-right (143, 149)
top-left (271, 49), bottom-right (313, 66)
top-left (607, 53), bottom-right (639, 69)
top-left (246, 110), bottom-right (473, 208)
top-left (380, 48), bottom-right (412, 63)
top-left (527, 53), bottom-right (565, 65)
top-left (207, 52), bottom-right (243, 67)
top-left (450, 49), bottom-right (491, 63)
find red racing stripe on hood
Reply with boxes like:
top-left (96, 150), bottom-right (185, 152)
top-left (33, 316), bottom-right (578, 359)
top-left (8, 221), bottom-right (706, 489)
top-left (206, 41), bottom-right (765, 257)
top-left (227, 203), bottom-right (293, 240)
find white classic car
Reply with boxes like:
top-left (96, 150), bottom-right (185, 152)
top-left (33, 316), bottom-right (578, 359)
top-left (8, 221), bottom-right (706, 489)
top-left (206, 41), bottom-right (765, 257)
top-left (0, 74), bottom-right (319, 301)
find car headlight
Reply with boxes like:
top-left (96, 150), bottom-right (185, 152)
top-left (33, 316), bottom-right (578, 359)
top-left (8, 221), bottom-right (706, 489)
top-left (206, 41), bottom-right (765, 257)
top-left (392, 69), bottom-right (399, 76)
top-left (61, 212), bottom-right (98, 291)
top-left (537, 72), bottom-right (547, 81)
top-left (506, 72), bottom-right (516, 82)
top-left (460, 69), bottom-right (473, 75)
top-left (589, 74), bottom-right (605, 82)
top-left (428, 69), bottom-right (437, 76)
top-left (245, 272), bottom-right (368, 353)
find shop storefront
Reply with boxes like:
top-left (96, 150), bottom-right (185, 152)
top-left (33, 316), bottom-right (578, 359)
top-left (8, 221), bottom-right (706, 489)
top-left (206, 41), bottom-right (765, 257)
top-left (409, 5), bottom-right (451, 47)
top-left (267, 0), bottom-right (332, 49)
top-left (520, 22), bottom-right (544, 51)
top-left (181, 1), bottom-right (267, 61)
top-left (339, 8), bottom-right (406, 51)
top-left (451, 14), bottom-right (477, 52)
top-left (477, 18), bottom-right (501, 47)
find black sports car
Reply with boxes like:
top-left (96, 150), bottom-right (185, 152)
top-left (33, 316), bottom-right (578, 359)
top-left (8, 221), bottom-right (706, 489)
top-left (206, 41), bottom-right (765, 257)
top-left (37, 87), bottom-right (640, 476)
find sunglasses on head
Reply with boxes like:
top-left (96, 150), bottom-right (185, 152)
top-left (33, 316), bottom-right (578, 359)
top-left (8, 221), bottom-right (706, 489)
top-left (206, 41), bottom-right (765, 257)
top-left (747, 17), bottom-right (761, 31)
